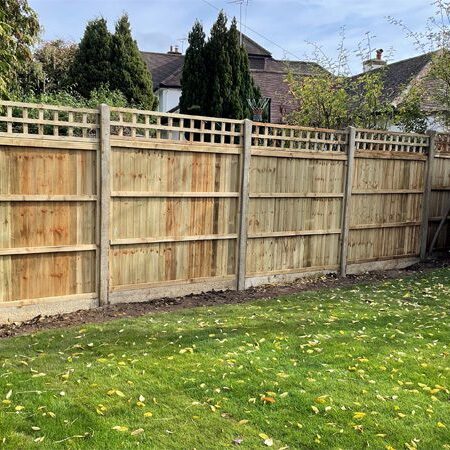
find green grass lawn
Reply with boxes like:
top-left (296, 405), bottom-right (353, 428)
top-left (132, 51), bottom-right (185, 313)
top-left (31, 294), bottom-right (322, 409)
top-left (0, 269), bottom-right (449, 449)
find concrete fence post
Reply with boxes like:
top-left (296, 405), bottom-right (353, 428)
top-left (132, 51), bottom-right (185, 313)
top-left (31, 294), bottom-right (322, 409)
top-left (99, 104), bottom-right (111, 305)
top-left (340, 126), bottom-right (356, 277)
top-left (237, 119), bottom-right (252, 290)
top-left (420, 130), bottom-right (437, 260)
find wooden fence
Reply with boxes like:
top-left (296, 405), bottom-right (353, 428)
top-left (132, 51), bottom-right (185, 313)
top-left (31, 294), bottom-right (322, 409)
top-left (0, 100), bottom-right (449, 322)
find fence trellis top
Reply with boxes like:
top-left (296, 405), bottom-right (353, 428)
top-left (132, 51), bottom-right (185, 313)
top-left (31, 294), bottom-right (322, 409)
top-left (0, 100), bottom-right (441, 156)
top-left (0, 100), bottom-right (100, 140)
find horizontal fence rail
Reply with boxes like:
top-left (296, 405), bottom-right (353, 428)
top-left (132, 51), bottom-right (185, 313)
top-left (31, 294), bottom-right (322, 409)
top-left (0, 100), bottom-right (449, 322)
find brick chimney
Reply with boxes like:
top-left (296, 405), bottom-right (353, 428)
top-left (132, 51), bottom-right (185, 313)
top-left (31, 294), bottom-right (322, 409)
top-left (167, 45), bottom-right (181, 55)
top-left (363, 49), bottom-right (387, 72)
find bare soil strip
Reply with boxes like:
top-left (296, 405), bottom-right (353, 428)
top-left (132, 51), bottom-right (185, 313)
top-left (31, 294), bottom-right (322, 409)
top-left (1, 258), bottom-right (448, 339)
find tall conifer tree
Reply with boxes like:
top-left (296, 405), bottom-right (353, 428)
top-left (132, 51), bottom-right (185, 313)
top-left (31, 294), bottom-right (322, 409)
top-left (180, 11), bottom-right (259, 119)
top-left (110, 15), bottom-right (156, 109)
top-left (179, 20), bottom-right (206, 114)
top-left (71, 18), bottom-right (112, 98)
top-left (203, 11), bottom-right (232, 117)
top-left (226, 18), bottom-right (244, 118)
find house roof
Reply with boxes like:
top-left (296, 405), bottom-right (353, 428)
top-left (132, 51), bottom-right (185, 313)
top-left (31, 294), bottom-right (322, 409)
top-left (352, 52), bottom-right (434, 102)
top-left (241, 34), bottom-right (272, 57)
top-left (251, 71), bottom-right (297, 123)
top-left (140, 51), bottom-right (184, 89)
top-left (250, 60), bottom-right (327, 123)
top-left (263, 58), bottom-right (325, 75)
top-left (160, 66), bottom-right (183, 88)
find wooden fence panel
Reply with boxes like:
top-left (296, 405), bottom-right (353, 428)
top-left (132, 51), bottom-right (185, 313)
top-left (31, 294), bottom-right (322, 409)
top-left (0, 102), bottom-right (99, 308)
top-left (348, 130), bottom-right (428, 264)
top-left (108, 108), bottom-right (242, 300)
top-left (245, 124), bottom-right (347, 283)
top-left (0, 100), bottom-right (449, 321)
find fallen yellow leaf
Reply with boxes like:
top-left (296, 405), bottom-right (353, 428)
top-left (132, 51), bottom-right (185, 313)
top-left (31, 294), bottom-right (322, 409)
top-left (314, 395), bottom-right (328, 404)
top-left (131, 428), bottom-right (144, 436)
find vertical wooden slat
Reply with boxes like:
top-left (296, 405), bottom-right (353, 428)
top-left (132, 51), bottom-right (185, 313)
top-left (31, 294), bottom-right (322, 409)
top-left (23, 108), bottom-right (28, 135)
top-left (145, 114), bottom-right (150, 139)
top-left (340, 126), bottom-right (356, 276)
top-left (168, 117), bottom-right (173, 140)
top-left (428, 202), bottom-right (450, 255)
top-left (6, 106), bottom-right (12, 134)
top-left (118, 112), bottom-right (123, 137)
top-left (200, 120), bottom-right (205, 143)
top-left (420, 130), bottom-right (437, 259)
top-left (82, 113), bottom-right (88, 138)
top-left (99, 104), bottom-right (111, 305)
top-left (188, 119), bottom-right (194, 142)
top-left (237, 119), bottom-right (252, 290)
top-left (53, 110), bottom-right (59, 136)
top-left (68, 112), bottom-right (74, 137)
top-left (131, 113), bottom-right (137, 138)
top-left (38, 108), bottom-right (44, 135)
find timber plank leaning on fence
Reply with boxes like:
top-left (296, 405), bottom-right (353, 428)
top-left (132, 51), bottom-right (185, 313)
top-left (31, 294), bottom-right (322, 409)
top-left (340, 127), bottom-right (355, 277)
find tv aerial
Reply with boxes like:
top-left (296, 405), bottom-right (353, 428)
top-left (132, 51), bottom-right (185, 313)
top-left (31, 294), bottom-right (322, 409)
top-left (177, 37), bottom-right (187, 53)
top-left (228, 0), bottom-right (250, 45)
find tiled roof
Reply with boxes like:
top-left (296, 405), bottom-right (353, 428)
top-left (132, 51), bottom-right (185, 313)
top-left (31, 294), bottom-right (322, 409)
top-left (251, 71), bottom-right (297, 123)
top-left (241, 34), bottom-right (272, 57)
top-left (140, 51), bottom-right (184, 90)
top-left (159, 66), bottom-right (183, 88)
top-left (352, 52), bottom-right (434, 102)
top-left (262, 58), bottom-right (325, 75)
top-left (251, 59), bottom-right (326, 123)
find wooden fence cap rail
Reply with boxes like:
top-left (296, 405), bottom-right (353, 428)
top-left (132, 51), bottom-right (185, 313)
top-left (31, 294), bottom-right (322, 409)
top-left (109, 106), bottom-right (244, 125)
top-left (355, 127), bottom-right (429, 138)
top-left (252, 121), bottom-right (348, 134)
top-left (0, 100), bottom-right (99, 115)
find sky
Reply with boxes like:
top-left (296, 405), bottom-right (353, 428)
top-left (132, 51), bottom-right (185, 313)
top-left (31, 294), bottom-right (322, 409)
top-left (28, 0), bottom-right (436, 74)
